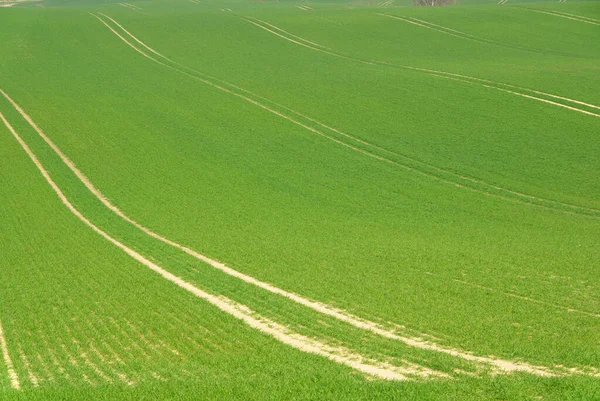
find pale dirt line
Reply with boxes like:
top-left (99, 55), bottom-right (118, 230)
top-left (97, 13), bottom-right (169, 60)
top-left (396, 62), bottom-right (600, 112)
top-left (454, 279), bottom-right (600, 318)
top-left (551, 11), bottom-right (600, 23)
top-left (37, 331), bottom-right (72, 382)
top-left (147, 330), bottom-right (182, 356)
top-left (274, 104), bottom-right (600, 216)
top-left (295, 5), bottom-right (307, 10)
top-left (512, 88), bottom-right (600, 111)
top-left (85, 312), bottom-right (129, 365)
top-left (0, 320), bottom-right (20, 390)
top-left (118, 3), bottom-right (136, 10)
top-left (155, 311), bottom-right (210, 351)
top-left (371, 33), bottom-right (600, 110)
top-left (120, 319), bottom-right (163, 356)
top-left (120, 317), bottom-right (182, 357)
top-left (245, 16), bottom-right (331, 50)
top-left (242, 18), bottom-right (374, 65)
top-left (101, 340), bottom-right (126, 365)
top-left (40, 331), bottom-right (71, 381)
top-left (120, 2), bottom-right (141, 9)
top-left (409, 17), bottom-right (476, 36)
top-left (35, 354), bottom-right (54, 383)
top-left (487, 83), bottom-right (600, 117)
top-left (61, 325), bottom-right (113, 384)
top-left (88, 343), bottom-right (134, 386)
top-left (151, 371), bottom-right (168, 381)
top-left (46, 351), bottom-right (70, 381)
top-left (528, 8), bottom-right (600, 26)
top-left (216, 299), bottom-right (443, 380)
top-left (425, 69), bottom-right (600, 122)
top-left (61, 344), bottom-right (96, 386)
top-left (104, 316), bottom-right (152, 359)
top-left (79, 351), bottom-right (113, 384)
top-left (17, 348), bottom-right (38, 387)
top-left (379, 14), bottom-right (470, 41)
top-left (245, 19), bottom-right (331, 52)
top-left (0, 114), bottom-right (436, 381)
top-left (8, 15), bottom-right (592, 380)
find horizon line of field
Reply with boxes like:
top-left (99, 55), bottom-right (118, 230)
top-left (1, 110), bottom-right (457, 387)
top-left (4, 92), bottom-right (599, 390)
top-left (95, 12), bottom-right (600, 218)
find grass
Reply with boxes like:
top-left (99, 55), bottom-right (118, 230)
top-left (0, 0), bottom-right (598, 399)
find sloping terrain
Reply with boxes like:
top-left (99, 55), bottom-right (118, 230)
top-left (0, 0), bottom-right (598, 399)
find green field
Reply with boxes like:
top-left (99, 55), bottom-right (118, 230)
top-left (0, 0), bottom-right (599, 399)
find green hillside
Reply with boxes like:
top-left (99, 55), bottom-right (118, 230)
top-left (1, 0), bottom-right (598, 399)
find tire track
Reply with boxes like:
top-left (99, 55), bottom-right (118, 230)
top-left (244, 16), bottom-right (600, 117)
top-left (549, 11), bottom-right (600, 24)
top-left (17, 347), bottom-right (38, 387)
top-left (377, 13), bottom-right (577, 56)
top-left (379, 14), bottom-right (474, 41)
top-left (0, 112), bottom-right (441, 381)
top-left (454, 279), bottom-right (600, 319)
top-left (245, 16), bottom-right (330, 49)
top-left (92, 14), bottom-right (600, 218)
top-left (526, 8), bottom-right (600, 26)
top-left (118, 3), bottom-right (137, 10)
top-left (0, 320), bottom-right (20, 390)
